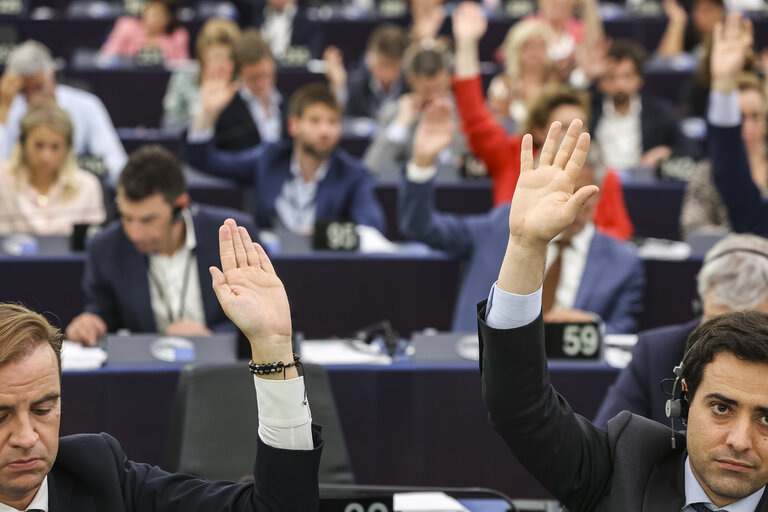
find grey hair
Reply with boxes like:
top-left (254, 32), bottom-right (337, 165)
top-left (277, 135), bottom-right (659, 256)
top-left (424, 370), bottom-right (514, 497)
top-left (583, 141), bottom-right (607, 184)
top-left (697, 234), bottom-right (768, 310)
top-left (6, 41), bottom-right (56, 76)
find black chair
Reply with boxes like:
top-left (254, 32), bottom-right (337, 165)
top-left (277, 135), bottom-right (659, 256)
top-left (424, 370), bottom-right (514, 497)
top-left (165, 362), bottom-right (354, 484)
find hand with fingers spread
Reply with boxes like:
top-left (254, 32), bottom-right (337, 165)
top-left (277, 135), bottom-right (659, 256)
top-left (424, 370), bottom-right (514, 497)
top-left (498, 119), bottom-right (598, 295)
top-left (209, 219), bottom-right (295, 377)
top-left (323, 46), bottom-right (347, 96)
top-left (711, 12), bottom-right (754, 94)
top-left (412, 99), bottom-right (455, 167)
top-left (193, 65), bottom-right (238, 131)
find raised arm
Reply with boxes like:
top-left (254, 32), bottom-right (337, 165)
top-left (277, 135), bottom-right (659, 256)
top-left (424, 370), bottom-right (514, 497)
top-left (656, 0), bottom-right (688, 57)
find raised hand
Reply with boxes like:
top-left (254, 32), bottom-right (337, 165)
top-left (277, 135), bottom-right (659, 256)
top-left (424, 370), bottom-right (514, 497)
top-left (711, 12), bottom-right (753, 93)
top-left (451, 1), bottom-right (487, 44)
top-left (209, 219), bottom-right (293, 371)
top-left (412, 98), bottom-right (454, 167)
top-left (508, 119), bottom-right (597, 247)
top-left (194, 61), bottom-right (237, 130)
top-left (323, 45), bottom-right (347, 94)
top-left (663, 0), bottom-right (687, 24)
top-left (0, 71), bottom-right (22, 109)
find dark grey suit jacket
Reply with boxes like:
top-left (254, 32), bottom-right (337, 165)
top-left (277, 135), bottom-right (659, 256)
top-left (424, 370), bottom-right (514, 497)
top-left (478, 306), bottom-right (768, 511)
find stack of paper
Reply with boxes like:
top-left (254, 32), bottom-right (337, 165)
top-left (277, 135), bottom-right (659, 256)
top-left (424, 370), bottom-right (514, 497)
top-left (393, 492), bottom-right (470, 512)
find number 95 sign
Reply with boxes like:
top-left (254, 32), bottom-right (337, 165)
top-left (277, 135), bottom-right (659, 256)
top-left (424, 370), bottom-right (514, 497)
top-left (544, 322), bottom-right (603, 361)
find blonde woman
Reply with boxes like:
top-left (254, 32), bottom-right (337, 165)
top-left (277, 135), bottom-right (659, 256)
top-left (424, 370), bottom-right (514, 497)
top-left (487, 19), bottom-right (557, 129)
top-left (162, 18), bottom-right (240, 130)
top-left (0, 101), bottom-right (106, 235)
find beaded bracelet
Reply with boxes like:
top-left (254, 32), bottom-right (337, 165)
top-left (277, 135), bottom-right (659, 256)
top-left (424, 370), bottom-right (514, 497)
top-left (248, 353), bottom-right (302, 376)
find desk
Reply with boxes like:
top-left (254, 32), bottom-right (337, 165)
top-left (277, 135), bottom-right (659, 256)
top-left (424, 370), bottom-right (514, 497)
top-left (60, 360), bottom-right (620, 501)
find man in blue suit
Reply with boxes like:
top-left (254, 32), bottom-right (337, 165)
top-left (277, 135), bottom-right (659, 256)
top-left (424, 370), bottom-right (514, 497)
top-left (594, 233), bottom-right (768, 428)
top-left (0, 219), bottom-right (321, 511)
top-left (186, 81), bottom-right (386, 235)
top-left (400, 99), bottom-right (644, 333)
top-left (65, 146), bottom-right (258, 345)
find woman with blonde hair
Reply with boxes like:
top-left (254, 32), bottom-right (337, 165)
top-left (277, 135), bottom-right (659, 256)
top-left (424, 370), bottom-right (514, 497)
top-left (0, 101), bottom-right (106, 235)
top-left (162, 18), bottom-right (241, 130)
top-left (487, 19), bottom-right (557, 129)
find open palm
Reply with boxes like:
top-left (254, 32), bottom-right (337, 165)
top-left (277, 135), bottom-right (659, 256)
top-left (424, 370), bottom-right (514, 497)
top-left (210, 220), bottom-right (291, 347)
top-left (711, 13), bottom-right (753, 86)
top-left (508, 120), bottom-right (597, 245)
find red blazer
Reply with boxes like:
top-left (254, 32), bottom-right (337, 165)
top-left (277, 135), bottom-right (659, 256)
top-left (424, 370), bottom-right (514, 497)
top-left (453, 75), bottom-right (634, 240)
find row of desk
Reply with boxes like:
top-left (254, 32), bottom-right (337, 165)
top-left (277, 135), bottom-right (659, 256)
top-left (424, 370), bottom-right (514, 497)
top-left (59, 359), bottom-right (622, 501)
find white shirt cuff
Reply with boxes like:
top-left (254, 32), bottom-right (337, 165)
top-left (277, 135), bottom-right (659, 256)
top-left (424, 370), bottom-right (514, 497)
top-left (406, 160), bottom-right (438, 183)
top-left (485, 283), bottom-right (542, 329)
top-left (253, 375), bottom-right (314, 450)
top-left (187, 127), bottom-right (214, 143)
top-left (385, 122), bottom-right (409, 144)
top-left (707, 91), bottom-right (741, 127)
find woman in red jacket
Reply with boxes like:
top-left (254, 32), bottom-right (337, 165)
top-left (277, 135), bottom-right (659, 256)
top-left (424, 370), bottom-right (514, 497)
top-left (451, 1), bottom-right (633, 240)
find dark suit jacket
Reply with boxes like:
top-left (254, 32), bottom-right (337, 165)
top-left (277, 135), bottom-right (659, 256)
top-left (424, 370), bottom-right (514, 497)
top-left (594, 318), bottom-right (699, 429)
top-left (590, 93), bottom-right (693, 158)
top-left (478, 309), bottom-right (768, 511)
top-left (344, 64), bottom-right (405, 119)
top-left (48, 429), bottom-right (322, 511)
top-left (186, 139), bottom-right (386, 231)
top-left (83, 204), bottom-right (257, 333)
top-left (235, 1), bottom-right (321, 58)
top-left (710, 123), bottom-right (768, 235)
top-left (213, 91), bottom-right (287, 152)
top-left (399, 177), bottom-right (644, 333)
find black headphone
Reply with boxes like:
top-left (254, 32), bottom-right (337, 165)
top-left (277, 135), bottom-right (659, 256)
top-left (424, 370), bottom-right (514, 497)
top-left (171, 206), bottom-right (183, 223)
top-left (665, 337), bottom-right (700, 449)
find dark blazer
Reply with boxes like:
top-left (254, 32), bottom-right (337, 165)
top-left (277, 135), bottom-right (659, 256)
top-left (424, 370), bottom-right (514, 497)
top-left (48, 429), bottom-right (322, 511)
top-left (83, 204), bottom-right (258, 333)
top-left (236, 1), bottom-right (321, 58)
top-left (478, 309), bottom-right (768, 511)
top-left (345, 64), bottom-right (405, 119)
top-left (594, 318), bottom-right (699, 429)
top-left (399, 177), bottom-right (644, 333)
top-left (213, 91), bottom-right (287, 152)
top-left (185, 139), bottom-right (386, 232)
top-left (710, 123), bottom-right (768, 235)
top-left (590, 93), bottom-right (693, 158)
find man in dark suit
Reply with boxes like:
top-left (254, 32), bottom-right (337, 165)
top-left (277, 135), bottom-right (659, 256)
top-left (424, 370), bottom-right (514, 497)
top-left (480, 115), bottom-right (768, 511)
top-left (400, 100), bottom-right (643, 333)
top-left (65, 145), bottom-right (258, 345)
top-left (594, 233), bottom-right (768, 428)
top-left (591, 39), bottom-right (692, 170)
top-left (234, 0), bottom-right (321, 60)
top-left (186, 82), bottom-right (385, 234)
top-left (0, 219), bottom-right (321, 511)
top-left (214, 29), bottom-right (287, 152)
top-left (323, 24), bottom-right (409, 119)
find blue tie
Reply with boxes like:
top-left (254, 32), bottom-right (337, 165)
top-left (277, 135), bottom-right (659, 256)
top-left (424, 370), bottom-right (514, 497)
top-left (690, 504), bottom-right (712, 512)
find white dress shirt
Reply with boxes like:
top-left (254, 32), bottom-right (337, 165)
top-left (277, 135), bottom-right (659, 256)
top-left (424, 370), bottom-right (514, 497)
top-left (546, 222), bottom-right (595, 310)
top-left (147, 209), bottom-right (206, 332)
top-left (238, 86), bottom-right (282, 144)
top-left (0, 376), bottom-right (313, 511)
top-left (0, 85), bottom-right (127, 182)
top-left (261, 3), bottom-right (296, 60)
top-left (274, 153), bottom-right (329, 234)
top-left (595, 95), bottom-right (643, 171)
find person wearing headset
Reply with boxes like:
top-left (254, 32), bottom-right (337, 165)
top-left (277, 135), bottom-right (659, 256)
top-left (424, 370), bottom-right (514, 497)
top-left (594, 233), bottom-right (768, 428)
top-left (65, 145), bottom-right (258, 345)
top-left (480, 115), bottom-right (768, 511)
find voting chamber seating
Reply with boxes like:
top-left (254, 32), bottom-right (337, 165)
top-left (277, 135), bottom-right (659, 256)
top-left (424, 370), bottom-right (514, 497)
top-left (164, 362), bottom-right (355, 484)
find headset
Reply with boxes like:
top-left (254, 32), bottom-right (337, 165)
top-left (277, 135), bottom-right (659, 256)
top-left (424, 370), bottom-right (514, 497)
top-left (664, 246), bottom-right (768, 448)
top-left (171, 205), bottom-right (184, 223)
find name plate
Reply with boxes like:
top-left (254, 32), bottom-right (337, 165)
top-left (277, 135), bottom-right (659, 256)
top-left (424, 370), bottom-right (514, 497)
top-left (77, 155), bottom-right (108, 178)
top-left (135, 46), bottom-right (165, 67)
top-left (313, 221), bottom-right (359, 251)
top-left (544, 321), bottom-right (603, 361)
top-left (320, 496), bottom-right (393, 512)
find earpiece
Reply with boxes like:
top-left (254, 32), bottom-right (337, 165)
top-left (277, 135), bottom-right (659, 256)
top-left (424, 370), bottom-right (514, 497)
top-left (665, 344), bottom-right (697, 448)
top-left (171, 206), bottom-right (183, 223)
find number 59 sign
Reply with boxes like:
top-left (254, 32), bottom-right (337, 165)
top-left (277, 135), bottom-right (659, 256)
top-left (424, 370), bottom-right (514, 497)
top-left (544, 322), bottom-right (603, 361)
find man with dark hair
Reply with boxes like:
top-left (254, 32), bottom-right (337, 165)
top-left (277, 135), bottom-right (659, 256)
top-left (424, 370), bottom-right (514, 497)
top-left (363, 46), bottom-right (468, 174)
top-left (65, 145), bottom-right (258, 345)
top-left (186, 81), bottom-right (385, 234)
top-left (592, 38), bottom-right (691, 170)
top-left (479, 117), bottom-right (768, 510)
top-left (324, 24), bottom-right (409, 119)
top-left (232, 0), bottom-right (321, 60)
top-left (213, 29), bottom-right (286, 152)
top-left (0, 220), bottom-right (322, 510)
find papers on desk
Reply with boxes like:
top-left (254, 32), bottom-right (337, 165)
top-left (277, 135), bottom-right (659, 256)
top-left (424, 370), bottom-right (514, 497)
top-left (637, 238), bottom-right (691, 260)
top-left (394, 492), bottom-right (470, 512)
top-left (61, 341), bottom-right (107, 370)
top-left (300, 340), bottom-right (392, 365)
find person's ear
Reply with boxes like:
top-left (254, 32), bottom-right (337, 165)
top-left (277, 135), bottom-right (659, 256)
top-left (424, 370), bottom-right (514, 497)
top-left (287, 116), bottom-right (298, 137)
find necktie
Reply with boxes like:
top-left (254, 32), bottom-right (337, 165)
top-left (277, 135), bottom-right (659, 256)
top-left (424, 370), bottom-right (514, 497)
top-left (690, 503), bottom-right (713, 512)
top-left (542, 239), bottom-right (568, 314)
